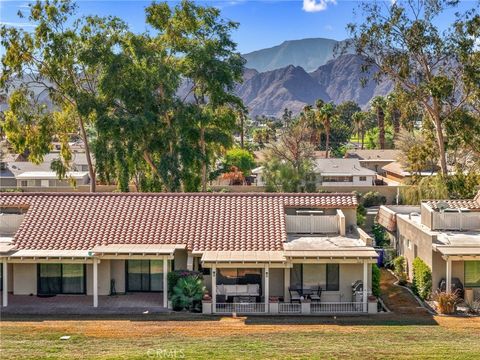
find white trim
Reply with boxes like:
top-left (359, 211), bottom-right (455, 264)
top-left (163, 257), bottom-right (168, 309)
top-left (93, 258), bottom-right (98, 307)
top-left (363, 260), bottom-right (368, 312)
top-left (2, 258), bottom-right (7, 307)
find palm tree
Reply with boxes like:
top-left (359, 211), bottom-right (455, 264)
top-left (371, 96), bottom-right (386, 149)
top-left (319, 102), bottom-right (336, 158)
top-left (386, 93), bottom-right (401, 140)
top-left (352, 111), bottom-right (367, 149)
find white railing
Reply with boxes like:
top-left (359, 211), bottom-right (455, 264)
top-left (432, 213), bottom-right (479, 231)
top-left (278, 302), bottom-right (301, 314)
top-left (310, 302), bottom-right (364, 314)
top-left (215, 303), bottom-right (266, 314)
top-left (286, 215), bottom-right (339, 234)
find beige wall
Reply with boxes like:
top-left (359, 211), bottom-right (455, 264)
top-left (110, 260), bottom-right (125, 294)
top-left (13, 263), bottom-right (37, 295)
top-left (174, 250), bottom-right (188, 270)
top-left (342, 209), bottom-right (357, 229)
top-left (86, 260), bottom-right (111, 296)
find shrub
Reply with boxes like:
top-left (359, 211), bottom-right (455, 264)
top-left (372, 223), bottom-right (389, 247)
top-left (171, 275), bottom-right (206, 312)
top-left (167, 270), bottom-right (203, 295)
top-left (372, 264), bottom-right (381, 297)
top-left (357, 204), bottom-right (366, 226)
top-left (412, 257), bottom-right (432, 300)
top-left (362, 191), bottom-right (387, 207)
top-left (393, 256), bottom-right (407, 285)
top-left (433, 290), bottom-right (459, 314)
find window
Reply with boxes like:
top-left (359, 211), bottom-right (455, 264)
top-left (217, 268), bottom-right (261, 286)
top-left (359, 176), bottom-right (367, 181)
top-left (290, 264), bottom-right (340, 292)
top-left (326, 264), bottom-right (340, 291)
top-left (126, 260), bottom-right (164, 292)
top-left (322, 176), bottom-right (353, 183)
top-left (38, 264), bottom-right (86, 295)
top-left (465, 261), bottom-right (480, 287)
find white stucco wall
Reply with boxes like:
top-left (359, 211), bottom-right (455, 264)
top-left (86, 260), bottom-right (111, 296)
top-left (174, 250), bottom-right (188, 270)
top-left (13, 263), bottom-right (37, 295)
top-left (269, 268), bottom-right (284, 297)
top-left (110, 260), bottom-right (125, 294)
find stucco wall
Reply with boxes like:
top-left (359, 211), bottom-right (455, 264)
top-left (342, 209), bottom-right (357, 229)
top-left (86, 260), bottom-right (111, 296)
top-left (13, 263), bottom-right (37, 295)
top-left (110, 260), bottom-right (125, 294)
top-left (174, 250), bottom-right (188, 270)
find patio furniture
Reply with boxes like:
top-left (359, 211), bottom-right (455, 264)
top-left (310, 285), bottom-right (322, 302)
top-left (289, 286), bottom-right (301, 303)
top-left (301, 286), bottom-right (313, 297)
top-left (216, 284), bottom-right (260, 301)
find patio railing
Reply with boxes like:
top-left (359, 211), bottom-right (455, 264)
top-left (215, 302), bottom-right (266, 314)
top-left (278, 302), bottom-right (301, 314)
top-left (310, 302), bottom-right (364, 314)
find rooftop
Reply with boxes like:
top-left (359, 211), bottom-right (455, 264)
top-left (346, 149), bottom-right (400, 161)
top-left (314, 158), bottom-right (377, 176)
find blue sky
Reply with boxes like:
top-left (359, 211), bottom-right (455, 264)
top-left (0, 0), bottom-right (476, 54)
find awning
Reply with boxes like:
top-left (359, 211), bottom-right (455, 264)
top-left (0, 243), bottom-right (16, 255)
top-left (7, 249), bottom-right (91, 258)
top-left (201, 251), bottom-right (286, 263)
top-left (284, 249), bottom-right (378, 259)
top-left (92, 244), bottom-right (185, 256)
top-left (434, 246), bottom-right (480, 257)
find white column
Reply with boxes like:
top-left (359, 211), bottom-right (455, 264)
top-left (284, 267), bottom-right (291, 302)
top-left (186, 252), bottom-right (194, 271)
top-left (2, 259), bottom-right (8, 307)
top-left (446, 257), bottom-right (452, 294)
top-left (163, 257), bottom-right (168, 308)
top-left (211, 266), bottom-right (217, 313)
top-left (363, 260), bottom-right (368, 312)
top-left (264, 265), bottom-right (270, 313)
top-left (93, 258), bottom-right (98, 308)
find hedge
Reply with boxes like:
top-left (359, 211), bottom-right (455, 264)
top-left (412, 257), bottom-right (432, 300)
top-left (372, 264), bottom-right (381, 297)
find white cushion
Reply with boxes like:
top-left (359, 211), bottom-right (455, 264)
top-left (247, 284), bottom-right (259, 295)
top-left (236, 285), bottom-right (248, 294)
top-left (216, 284), bottom-right (225, 295)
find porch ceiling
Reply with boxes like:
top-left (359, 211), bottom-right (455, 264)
top-left (434, 246), bottom-right (480, 256)
top-left (6, 249), bottom-right (91, 258)
top-left (284, 249), bottom-right (379, 259)
top-left (201, 250), bottom-right (286, 263)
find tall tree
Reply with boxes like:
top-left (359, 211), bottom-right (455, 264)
top-left (386, 92), bottom-right (401, 139)
top-left (347, 0), bottom-right (479, 175)
top-left (319, 102), bottom-right (336, 157)
top-left (1, 0), bottom-right (127, 192)
top-left (352, 111), bottom-right (367, 149)
top-left (146, 0), bottom-right (245, 192)
top-left (370, 96), bottom-right (386, 149)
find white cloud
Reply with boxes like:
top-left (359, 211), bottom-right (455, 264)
top-left (303, 0), bottom-right (336, 13)
top-left (324, 24), bottom-right (333, 31)
top-left (0, 21), bottom-right (35, 28)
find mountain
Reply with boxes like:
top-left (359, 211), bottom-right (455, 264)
top-left (238, 54), bottom-right (392, 117)
top-left (242, 38), bottom-right (351, 73)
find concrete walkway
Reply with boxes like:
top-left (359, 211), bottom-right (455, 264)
top-left (0, 292), bottom-right (170, 315)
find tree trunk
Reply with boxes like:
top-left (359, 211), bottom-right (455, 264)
top-left (433, 115), bottom-right (448, 176)
top-left (378, 109), bottom-right (385, 149)
top-left (78, 116), bottom-right (96, 193)
top-left (240, 113), bottom-right (244, 149)
top-left (393, 109), bottom-right (401, 139)
top-left (325, 123), bottom-right (330, 158)
top-left (361, 130), bottom-right (365, 150)
top-left (200, 126), bottom-right (207, 192)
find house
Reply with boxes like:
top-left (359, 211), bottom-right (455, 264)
top-left (0, 152), bottom-right (91, 190)
top-left (376, 192), bottom-right (480, 302)
top-left (314, 159), bottom-right (378, 186)
top-left (382, 161), bottom-right (442, 184)
top-left (253, 158), bottom-right (379, 188)
top-left (0, 192), bottom-right (378, 315)
top-left (345, 149), bottom-right (400, 176)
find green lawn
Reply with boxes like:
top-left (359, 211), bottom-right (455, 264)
top-left (1, 314), bottom-right (480, 359)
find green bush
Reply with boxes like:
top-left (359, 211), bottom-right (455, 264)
top-left (171, 275), bottom-right (206, 312)
top-left (372, 223), bottom-right (389, 247)
top-left (167, 270), bottom-right (203, 296)
top-left (412, 257), bottom-right (432, 300)
top-left (357, 204), bottom-right (366, 226)
top-left (362, 191), bottom-right (387, 207)
top-left (372, 264), bottom-right (381, 297)
top-left (393, 256), bottom-right (408, 285)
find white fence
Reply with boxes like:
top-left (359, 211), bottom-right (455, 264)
top-left (215, 303), bottom-right (266, 314)
top-left (286, 215), bottom-right (339, 234)
top-left (310, 302), bottom-right (364, 314)
top-left (432, 213), bottom-right (479, 231)
top-left (278, 302), bottom-right (301, 314)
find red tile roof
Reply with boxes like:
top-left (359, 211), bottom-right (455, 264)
top-left (425, 198), bottom-right (480, 211)
top-left (0, 192), bottom-right (357, 252)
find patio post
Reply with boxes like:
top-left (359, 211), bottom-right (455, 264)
top-left (264, 265), bottom-right (269, 313)
top-left (211, 266), bottom-right (217, 313)
top-left (163, 257), bottom-right (168, 308)
top-left (186, 252), bottom-right (193, 271)
top-left (446, 257), bottom-right (452, 294)
top-left (93, 258), bottom-right (98, 308)
top-left (363, 260), bottom-right (368, 313)
top-left (2, 258), bottom-right (7, 307)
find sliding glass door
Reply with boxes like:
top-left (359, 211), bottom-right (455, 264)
top-left (38, 264), bottom-right (85, 295)
top-left (126, 260), bottom-right (164, 292)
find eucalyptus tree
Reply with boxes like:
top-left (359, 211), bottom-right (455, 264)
top-left (146, 0), bottom-right (245, 191)
top-left (347, 0), bottom-right (479, 175)
top-left (0, 0), bottom-right (127, 192)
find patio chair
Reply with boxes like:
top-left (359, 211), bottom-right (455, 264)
top-left (289, 286), bottom-right (301, 303)
top-left (310, 285), bottom-right (322, 302)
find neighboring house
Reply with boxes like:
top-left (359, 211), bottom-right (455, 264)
top-left (345, 149), bottom-right (400, 176)
top-left (0, 192), bottom-right (378, 315)
top-left (314, 159), bottom-right (378, 186)
top-left (382, 161), bottom-right (442, 184)
top-left (0, 152), bottom-right (91, 190)
top-left (253, 158), bottom-right (378, 187)
top-left (377, 192), bottom-right (480, 302)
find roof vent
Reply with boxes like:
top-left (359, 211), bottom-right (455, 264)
top-left (437, 201), bottom-right (449, 212)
